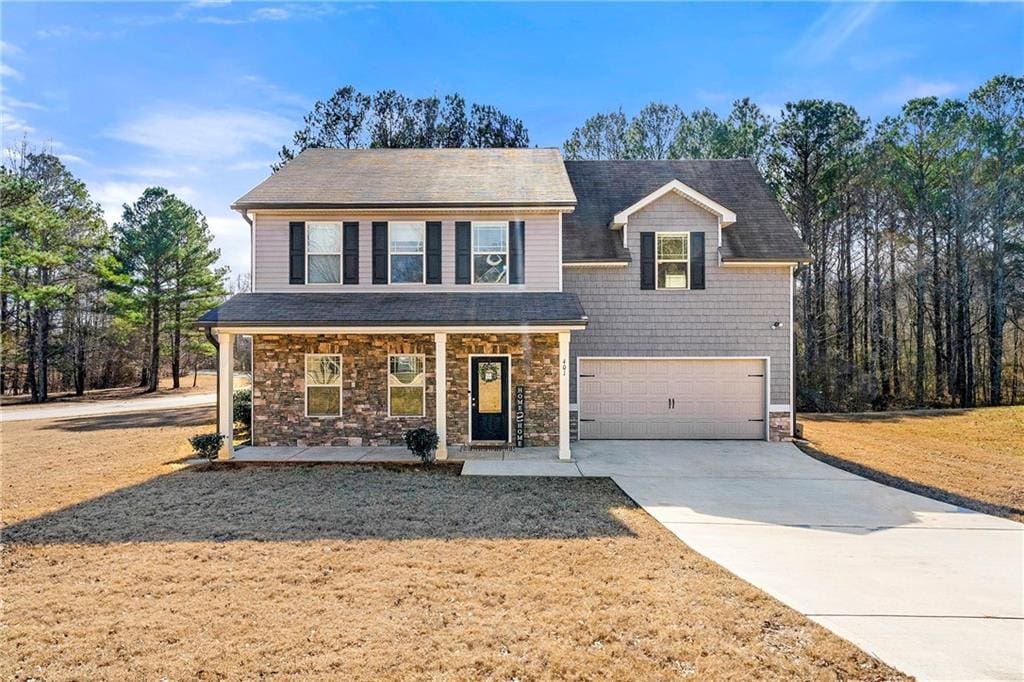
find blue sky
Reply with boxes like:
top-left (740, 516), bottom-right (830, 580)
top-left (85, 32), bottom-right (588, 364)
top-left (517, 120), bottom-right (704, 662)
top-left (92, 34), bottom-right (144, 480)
top-left (2, 1), bottom-right (1021, 278)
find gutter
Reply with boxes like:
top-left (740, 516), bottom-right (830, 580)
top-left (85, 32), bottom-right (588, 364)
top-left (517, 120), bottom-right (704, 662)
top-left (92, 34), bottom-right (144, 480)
top-left (230, 201), bottom-right (577, 211)
top-left (196, 318), bottom-right (589, 329)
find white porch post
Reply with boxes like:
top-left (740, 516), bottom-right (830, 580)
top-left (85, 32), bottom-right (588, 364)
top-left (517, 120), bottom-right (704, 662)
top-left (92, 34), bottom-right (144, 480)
top-left (434, 332), bottom-right (448, 460)
top-left (558, 331), bottom-right (571, 460)
top-left (217, 331), bottom-right (234, 459)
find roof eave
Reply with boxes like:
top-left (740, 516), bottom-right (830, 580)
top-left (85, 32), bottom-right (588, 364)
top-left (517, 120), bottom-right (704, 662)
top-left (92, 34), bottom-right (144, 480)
top-left (231, 200), bottom-right (578, 211)
top-left (197, 319), bottom-right (589, 330)
top-left (720, 256), bottom-right (811, 265)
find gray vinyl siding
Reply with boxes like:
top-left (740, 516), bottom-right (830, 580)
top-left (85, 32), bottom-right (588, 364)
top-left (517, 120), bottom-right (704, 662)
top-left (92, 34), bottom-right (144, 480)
top-left (564, 191), bottom-right (793, 405)
top-left (253, 212), bottom-right (561, 293)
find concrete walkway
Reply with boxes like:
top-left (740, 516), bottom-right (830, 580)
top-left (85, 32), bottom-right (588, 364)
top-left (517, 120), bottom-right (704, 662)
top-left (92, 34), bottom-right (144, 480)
top-left (1, 392), bottom-right (214, 423)
top-left (225, 445), bottom-right (560, 465)
top-left (467, 440), bottom-right (1024, 681)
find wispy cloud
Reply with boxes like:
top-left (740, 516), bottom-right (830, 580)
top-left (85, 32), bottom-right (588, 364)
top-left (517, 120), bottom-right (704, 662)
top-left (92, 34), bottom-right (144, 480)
top-left (57, 153), bottom-right (87, 165)
top-left (789, 2), bottom-right (879, 64)
top-left (0, 41), bottom-right (23, 56)
top-left (107, 106), bottom-right (293, 160)
top-left (35, 25), bottom-right (106, 40)
top-left (878, 77), bottom-right (962, 105)
top-left (238, 74), bottom-right (309, 111)
top-left (1, 63), bottom-right (23, 81)
top-left (115, 2), bottom-right (369, 28)
top-left (91, 180), bottom-right (197, 225)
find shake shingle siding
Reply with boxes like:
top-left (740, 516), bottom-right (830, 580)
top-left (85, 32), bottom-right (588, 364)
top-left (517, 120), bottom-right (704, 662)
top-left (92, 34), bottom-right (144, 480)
top-left (565, 192), bottom-right (792, 405)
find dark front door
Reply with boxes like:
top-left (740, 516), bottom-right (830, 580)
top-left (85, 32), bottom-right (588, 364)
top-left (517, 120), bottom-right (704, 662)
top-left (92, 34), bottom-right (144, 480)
top-left (471, 356), bottom-right (509, 442)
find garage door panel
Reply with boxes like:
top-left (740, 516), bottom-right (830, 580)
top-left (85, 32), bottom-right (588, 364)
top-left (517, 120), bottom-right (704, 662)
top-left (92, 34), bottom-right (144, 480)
top-left (579, 358), bottom-right (765, 440)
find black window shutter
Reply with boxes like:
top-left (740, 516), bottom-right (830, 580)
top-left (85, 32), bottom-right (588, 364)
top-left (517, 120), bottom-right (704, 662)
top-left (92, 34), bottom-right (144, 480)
top-left (289, 221), bottom-right (305, 285)
top-left (372, 222), bottom-right (388, 284)
top-left (508, 221), bottom-right (525, 284)
top-left (343, 222), bottom-right (359, 284)
top-left (690, 231), bottom-right (705, 290)
top-left (426, 221), bottom-right (442, 284)
top-left (455, 221), bottom-right (471, 284)
top-left (640, 232), bottom-right (655, 290)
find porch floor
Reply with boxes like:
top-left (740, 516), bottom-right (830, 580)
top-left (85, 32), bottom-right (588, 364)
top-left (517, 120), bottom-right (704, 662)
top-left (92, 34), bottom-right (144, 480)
top-left (188, 444), bottom-right (563, 465)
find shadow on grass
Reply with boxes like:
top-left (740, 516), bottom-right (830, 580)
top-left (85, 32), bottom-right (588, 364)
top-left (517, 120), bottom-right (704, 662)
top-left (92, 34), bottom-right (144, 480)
top-left (2, 465), bottom-right (637, 544)
top-left (795, 441), bottom-right (1024, 522)
top-left (40, 406), bottom-right (214, 432)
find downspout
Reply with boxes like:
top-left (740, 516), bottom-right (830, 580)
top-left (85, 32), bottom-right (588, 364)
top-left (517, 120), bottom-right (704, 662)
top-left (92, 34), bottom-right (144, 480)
top-left (204, 327), bottom-right (220, 434)
top-left (239, 208), bottom-right (254, 292)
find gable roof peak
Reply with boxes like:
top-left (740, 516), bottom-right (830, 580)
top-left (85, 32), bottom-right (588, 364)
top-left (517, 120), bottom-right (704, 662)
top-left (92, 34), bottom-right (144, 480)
top-left (611, 178), bottom-right (737, 228)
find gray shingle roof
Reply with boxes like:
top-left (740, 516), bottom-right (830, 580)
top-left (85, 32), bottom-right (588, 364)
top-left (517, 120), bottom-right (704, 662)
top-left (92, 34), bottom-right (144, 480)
top-left (233, 148), bottom-right (577, 209)
top-left (562, 159), bottom-right (809, 263)
top-left (197, 292), bottom-right (587, 328)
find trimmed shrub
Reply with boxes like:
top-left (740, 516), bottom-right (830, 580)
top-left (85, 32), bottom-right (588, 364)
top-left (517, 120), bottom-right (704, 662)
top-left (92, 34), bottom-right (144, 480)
top-left (233, 388), bottom-right (251, 426)
top-left (404, 427), bottom-right (439, 465)
top-left (189, 432), bottom-right (225, 460)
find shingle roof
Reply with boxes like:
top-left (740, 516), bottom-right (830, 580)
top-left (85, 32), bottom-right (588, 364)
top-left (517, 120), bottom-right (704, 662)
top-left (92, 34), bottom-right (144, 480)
top-left (562, 159), bottom-right (809, 263)
top-left (197, 292), bottom-right (587, 328)
top-left (233, 148), bottom-right (577, 209)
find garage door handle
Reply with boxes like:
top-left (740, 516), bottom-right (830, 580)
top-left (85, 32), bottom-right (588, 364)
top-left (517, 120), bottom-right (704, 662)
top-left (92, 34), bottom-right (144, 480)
top-left (580, 374), bottom-right (596, 378)
top-left (748, 374), bottom-right (764, 378)
top-left (580, 418), bottom-right (596, 422)
top-left (748, 419), bottom-right (764, 422)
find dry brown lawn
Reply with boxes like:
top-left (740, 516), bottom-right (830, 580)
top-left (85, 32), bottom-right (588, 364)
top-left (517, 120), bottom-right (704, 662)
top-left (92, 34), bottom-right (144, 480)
top-left (800, 406), bottom-right (1024, 522)
top-left (2, 409), bottom-right (905, 680)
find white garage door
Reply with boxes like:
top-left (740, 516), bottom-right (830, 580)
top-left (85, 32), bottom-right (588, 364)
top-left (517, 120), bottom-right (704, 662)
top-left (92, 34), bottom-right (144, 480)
top-left (578, 358), bottom-right (766, 439)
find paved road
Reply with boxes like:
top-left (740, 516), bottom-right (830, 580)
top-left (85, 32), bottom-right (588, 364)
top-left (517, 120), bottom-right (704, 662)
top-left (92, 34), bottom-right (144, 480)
top-left (568, 440), bottom-right (1023, 682)
top-left (1, 392), bottom-right (215, 423)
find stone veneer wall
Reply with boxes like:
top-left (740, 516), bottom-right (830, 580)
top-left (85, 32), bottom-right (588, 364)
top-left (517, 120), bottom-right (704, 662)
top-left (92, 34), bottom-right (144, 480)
top-left (446, 333), bottom-right (560, 447)
top-left (252, 334), bottom-right (435, 447)
top-left (769, 411), bottom-right (792, 442)
top-left (251, 333), bottom-right (561, 448)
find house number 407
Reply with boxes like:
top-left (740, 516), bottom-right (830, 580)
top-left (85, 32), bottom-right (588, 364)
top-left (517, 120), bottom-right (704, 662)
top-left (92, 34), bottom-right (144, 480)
top-left (561, 358), bottom-right (567, 376)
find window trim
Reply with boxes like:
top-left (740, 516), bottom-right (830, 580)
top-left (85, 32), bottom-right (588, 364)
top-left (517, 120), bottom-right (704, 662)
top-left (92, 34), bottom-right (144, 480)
top-left (388, 221), bottom-right (426, 285)
top-left (655, 231), bottom-right (691, 291)
top-left (387, 353), bottom-right (426, 418)
top-left (305, 222), bottom-right (343, 285)
top-left (471, 221), bottom-right (509, 286)
top-left (304, 353), bottom-right (343, 417)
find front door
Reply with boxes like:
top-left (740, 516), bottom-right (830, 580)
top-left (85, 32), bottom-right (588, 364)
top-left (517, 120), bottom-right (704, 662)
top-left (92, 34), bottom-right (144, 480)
top-left (471, 356), bottom-right (509, 442)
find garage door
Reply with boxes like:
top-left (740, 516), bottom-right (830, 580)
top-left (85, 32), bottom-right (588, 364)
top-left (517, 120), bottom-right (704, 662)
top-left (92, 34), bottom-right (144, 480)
top-left (578, 358), bottom-right (766, 439)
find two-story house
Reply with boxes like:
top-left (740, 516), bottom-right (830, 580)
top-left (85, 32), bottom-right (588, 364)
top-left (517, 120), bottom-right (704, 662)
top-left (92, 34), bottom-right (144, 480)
top-left (198, 147), bottom-right (809, 459)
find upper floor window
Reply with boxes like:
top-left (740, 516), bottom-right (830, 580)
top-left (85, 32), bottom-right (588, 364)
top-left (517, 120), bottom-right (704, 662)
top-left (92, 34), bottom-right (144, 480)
top-left (307, 223), bottom-right (342, 284)
top-left (389, 222), bottom-right (425, 284)
top-left (472, 222), bottom-right (508, 284)
top-left (657, 232), bottom-right (689, 289)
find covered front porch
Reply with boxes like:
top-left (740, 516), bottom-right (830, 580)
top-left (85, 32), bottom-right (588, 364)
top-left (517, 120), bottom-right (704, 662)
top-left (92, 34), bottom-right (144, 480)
top-left (198, 292), bottom-right (588, 463)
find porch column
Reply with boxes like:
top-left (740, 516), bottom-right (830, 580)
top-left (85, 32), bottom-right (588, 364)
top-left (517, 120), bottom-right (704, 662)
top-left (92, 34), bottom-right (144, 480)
top-left (434, 332), bottom-right (448, 460)
top-left (558, 331), bottom-right (571, 460)
top-left (217, 331), bottom-right (234, 459)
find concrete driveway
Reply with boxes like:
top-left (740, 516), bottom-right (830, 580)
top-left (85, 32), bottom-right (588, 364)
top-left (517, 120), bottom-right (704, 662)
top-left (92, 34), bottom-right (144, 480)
top-left (573, 440), bottom-right (1024, 682)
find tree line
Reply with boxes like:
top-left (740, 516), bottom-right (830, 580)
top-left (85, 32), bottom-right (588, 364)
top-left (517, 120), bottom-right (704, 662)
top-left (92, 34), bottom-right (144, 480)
top-left (275, 86), bottom-right (530, 170)
top-left (563, 75), bottom-right (1023, 410)
top-left (1, 145), bottom-right (227, 402)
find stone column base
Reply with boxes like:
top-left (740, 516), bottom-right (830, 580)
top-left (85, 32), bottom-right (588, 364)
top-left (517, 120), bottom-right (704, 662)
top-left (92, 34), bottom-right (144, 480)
top-left (769, 412), bottom-right (793, 441)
